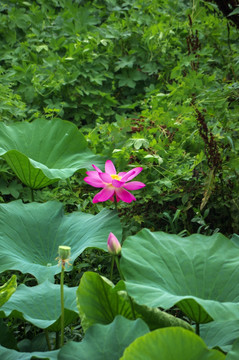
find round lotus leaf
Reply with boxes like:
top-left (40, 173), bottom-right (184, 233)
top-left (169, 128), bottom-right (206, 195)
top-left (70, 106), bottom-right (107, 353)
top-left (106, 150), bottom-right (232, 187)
top-left (0, 200), bottom-right (121, 283)
top-left (120, 327), bottom-right (225, 360)
top-left (0, 118), bottom-right (103, 189)
top-left (0, 345), bottom-right (59, 360)
top-left (0, 281), bottom-right (78, 331)
top-left (121, 230), bottom-right (239, 323)
top-left (58, 315), bottom-right (149, 360)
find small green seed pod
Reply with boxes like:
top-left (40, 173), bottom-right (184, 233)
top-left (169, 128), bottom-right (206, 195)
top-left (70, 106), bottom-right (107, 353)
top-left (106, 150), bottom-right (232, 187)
top-left (58, 245), bottom-right (71, 260)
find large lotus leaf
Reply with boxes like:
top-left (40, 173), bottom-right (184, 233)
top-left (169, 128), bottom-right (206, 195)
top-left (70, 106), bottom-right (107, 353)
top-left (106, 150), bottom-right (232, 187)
top-left (0, 276), bottom-right (17, 307)
top-left (58, 315), bottom-right (149, 360)
top-left (76, 272), bottom-right (193, 332)
top-left (200, 320), bottom-right (239, 353)
top-left (0, 345), bottom-right (59, 360)
top-left (120, 327), bottom-right (225, 360)
top-left (0, 200), bottom-right (121, 283)
top-left (0, 281), bottom-right (78, 331)
top-left (0, 118), bottom-right (103, 189)
top-left (121, 230), bottom-right (239, 323)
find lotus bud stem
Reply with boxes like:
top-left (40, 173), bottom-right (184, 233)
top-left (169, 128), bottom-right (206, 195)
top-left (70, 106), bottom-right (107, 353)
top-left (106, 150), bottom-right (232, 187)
top-left (58, 245), bottom-right (71, 347)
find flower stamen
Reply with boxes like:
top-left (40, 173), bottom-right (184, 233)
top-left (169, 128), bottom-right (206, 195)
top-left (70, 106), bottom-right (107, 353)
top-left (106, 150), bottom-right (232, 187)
top-left (110, 174), bottom-right (122, 181)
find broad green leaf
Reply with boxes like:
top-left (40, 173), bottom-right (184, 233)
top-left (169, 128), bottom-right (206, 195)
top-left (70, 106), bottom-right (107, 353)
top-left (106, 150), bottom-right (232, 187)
top-left (0, 281), bottom-right (78, 331)
top-left (120, 327), bottom-right (225, 360)
top-left (76, 272), bottom-right (134, 331)
top-left (0, 201), bottom-right (121, 283)
top-left (76, 272), bottom-right (193, 332)
top-left (121, 230), bottom-right (239, 323)
top-left (0, 118), bottom-right (103, 189)
top-left (0, 345), bottom-right (59, 360)
top-left (58, 315), bottom-right (149, 360)
top-left (200, 320), bottom-right (239, 353)
top-left (0, 276), bottom-right (17, 307)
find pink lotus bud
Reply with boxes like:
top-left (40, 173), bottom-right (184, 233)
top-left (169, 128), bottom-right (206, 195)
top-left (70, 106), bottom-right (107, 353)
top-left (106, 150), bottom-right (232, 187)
top-left (107, 233), bottom-right (121, 255)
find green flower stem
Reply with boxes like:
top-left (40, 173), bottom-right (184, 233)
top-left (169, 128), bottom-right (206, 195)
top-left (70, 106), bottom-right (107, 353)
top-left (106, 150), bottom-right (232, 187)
top-left (45, 329), bottom-right (51, 351)
top-left (55, 331), bottom-right (60, 350)
top-left (115, 256), bottom-right (124, 280)
top-left (115, 256), bottom-right (136, 320)
top-left (110, 255), bottom-right (115, 281)
top-left (196, 323), bottom-right (200, 336)
top-left (60, 264), bottom-right (65, 347)
top-left (114, 198), bottom-right (118, 212)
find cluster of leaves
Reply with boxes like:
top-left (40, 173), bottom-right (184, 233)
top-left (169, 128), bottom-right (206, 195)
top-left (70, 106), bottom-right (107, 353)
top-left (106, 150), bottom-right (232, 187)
top-left (1, 201), bottom-right (239, 358)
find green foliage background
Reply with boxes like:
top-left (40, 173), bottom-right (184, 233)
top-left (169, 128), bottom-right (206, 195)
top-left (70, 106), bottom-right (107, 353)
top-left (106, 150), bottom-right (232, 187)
top-left (0, 0), bottom-right (238, 235)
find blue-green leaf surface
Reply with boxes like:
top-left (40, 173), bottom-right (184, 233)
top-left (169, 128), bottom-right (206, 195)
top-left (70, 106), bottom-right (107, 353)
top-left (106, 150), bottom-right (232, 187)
top-left (0, 118), bottom-right (103, 189)
top-left (121, 230), bottom-right (239, 323)
top-left (0, 201), bottom-right (121, 283)
top-left (226, 338), bottom-right (239, 360)
top-left (200, 320), bottom-right (239, 353)
top-left (0, 345), bottom-right (59, 360)
top-left (0, 281), bottom-right (77, 331)
top-left (58, 315), bottom-right (149, 360)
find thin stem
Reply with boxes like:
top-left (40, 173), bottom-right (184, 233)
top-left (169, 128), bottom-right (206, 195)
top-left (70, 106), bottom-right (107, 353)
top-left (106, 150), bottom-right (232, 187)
top-left (60, 265), bottom-right (65, 347)
top-left (196, 323), bottom-right (200, 336)
top-left (55, 331), bottom-right (60, 349)
top-left (128, 296), bottom-right (136, 320)
top-left (114, 198), bottom-right (118, 212)
top-left (115, 256), bottom-right (136, 320)
top-left (110, 256), bottom-right (115, 281)
top-left (115, 256), bottom-right (124, 280)
top-left (30, 188), bottom-right (34, 202)
top-left (45, 329), bottom-right (51, 351)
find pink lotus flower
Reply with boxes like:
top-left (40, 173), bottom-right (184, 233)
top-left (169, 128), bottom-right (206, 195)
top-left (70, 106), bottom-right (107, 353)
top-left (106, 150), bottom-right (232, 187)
top-left (107, 232), bottom-right (121, 255)
top-left (84, 160), bottom-right (145, 203)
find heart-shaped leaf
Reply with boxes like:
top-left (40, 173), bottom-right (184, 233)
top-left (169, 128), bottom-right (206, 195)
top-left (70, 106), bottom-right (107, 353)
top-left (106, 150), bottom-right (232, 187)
top-left (0, 345), bottom-right (59, 360)
top-left (58, 315), bottom-right (149, 360)
top-left (0, 118), bottom-right (103, 189)
top-left (76, 272), bottom-right (193, 332)
top-left (0, 201), bottom-right (121, 283)
top-left (0, 281), bottom-right (78, 331)
top-left (0, 275), bottom-right (17, 307)
top-left (120, 327), bottom-right (225, 360)
top-left (121, 230), bottom-right (239, 323)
